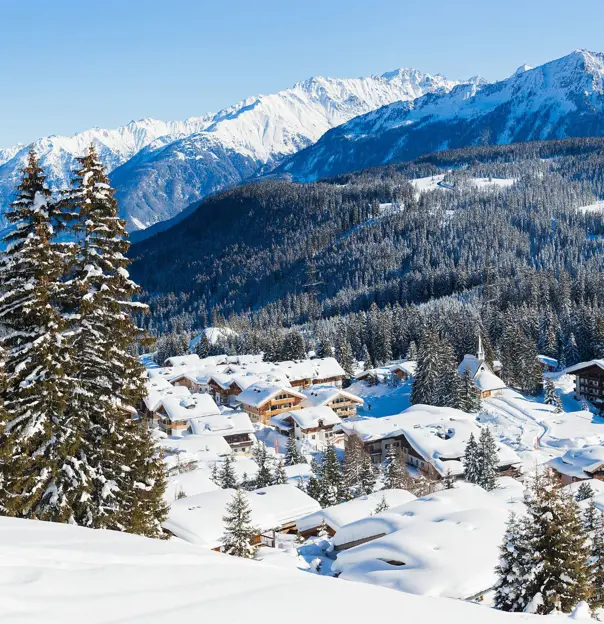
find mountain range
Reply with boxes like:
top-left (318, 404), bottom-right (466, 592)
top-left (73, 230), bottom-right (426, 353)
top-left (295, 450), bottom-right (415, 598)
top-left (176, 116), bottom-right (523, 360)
top-left (0, 69), bottom-right (458, 231)
top-left (277, 50), bottom-right (604, 181)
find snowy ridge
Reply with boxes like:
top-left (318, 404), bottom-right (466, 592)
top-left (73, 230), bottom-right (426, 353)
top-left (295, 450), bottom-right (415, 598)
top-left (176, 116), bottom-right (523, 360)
top-left (0, 68), bottom-right (460, 230)
top-left (279, 49), bottom-right (604, 182)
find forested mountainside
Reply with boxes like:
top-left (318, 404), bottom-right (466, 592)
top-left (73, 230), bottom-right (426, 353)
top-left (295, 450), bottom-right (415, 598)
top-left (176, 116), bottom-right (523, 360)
top-left (277, 50), bottom-right (604, 183)
top-left (0, 69), bottom-right (457, 232)
top-left (130, 136), bottom-right (604, 360)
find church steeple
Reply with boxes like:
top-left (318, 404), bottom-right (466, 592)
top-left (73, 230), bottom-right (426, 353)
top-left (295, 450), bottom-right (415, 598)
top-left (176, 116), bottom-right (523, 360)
top-left (477, 334), bottom-right (485, 362)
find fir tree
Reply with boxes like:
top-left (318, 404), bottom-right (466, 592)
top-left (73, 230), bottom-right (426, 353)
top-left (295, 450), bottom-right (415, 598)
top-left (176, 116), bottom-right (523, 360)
top-left (463, 433), bottom-right (480, 485)
top-left (460, 367), bottom-right (481, 412)
top-left (373, 494), bottom-right (389, 514)
top-left (253, 441), bottom-right (274, 488)
top-left (576, 481), bottom-right (595, 502)
top-left (443, 468), bottom-right (456, 489)
top-left (316, 335), bottom-right (334, 358)
top-left (589, 506), bottom-right (604, 610)
top-left (221, 488), bottom-right (259, 558)
top-left (477, 427), bottom-right (499, 491)
top-left (382, 447), bottom-right (412, 490)
top-left (544, 378), bottom-right (557, 406)
top-left (305, 476), bottom-right (322, 504)
top-left (219, 455), bottom-right (238, 489)
top-left (359, 452), bottom-right (377, 495)
top-left (342, 434), bottom-right (364, 498)
top-left (273, 459), bottom-right (288, 485)
top-left (317, 518), bottom-right (330, 538)
top-left (411, 327), bottom-right (442, 406)
top-left (584, 500), bottom-right (601, 532)
top-left (61, 146), bottom-right (166, 535)
top-left (318, 443), bottom-right (343, 507)
top-left (0, 148), bottom-right (87, 522)
top-left (494, 513), bottom-right (536, 612)
top-left (194, 332), bottom-right (211, 359)
top-left (284, 431), bottom-right (303, 466)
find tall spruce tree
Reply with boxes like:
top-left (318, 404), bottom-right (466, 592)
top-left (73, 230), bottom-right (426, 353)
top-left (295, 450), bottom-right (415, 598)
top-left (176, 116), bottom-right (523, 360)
top-left (284, 431), bottom-right (304, 466)
top-left (382, 447), bottom-right (412, 490)
top-left (60, 145), bottom-right (166, 535)
top-left (476, 427), bottom-right (499, 491)
top-left (460, 367), bottom-right (481, 412)
top-left (221, 488), bottom-right (259, 558)
top-left (411, 327), bottom-right (442, 406)
top-left (0, 148), bottom-right (88, 522)
top-left (319, 443), bottom-right (343, 507)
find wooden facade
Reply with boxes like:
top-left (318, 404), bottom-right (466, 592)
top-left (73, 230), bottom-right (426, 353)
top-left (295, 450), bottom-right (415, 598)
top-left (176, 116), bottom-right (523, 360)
top-left (574, 364), bottom-right (604, 409)
top-left (241, 391), bottom-right (304, 425)
top-left (208, 378), bottom-right (242, 406)
top-left (325, 395), bottom-right (359, 419)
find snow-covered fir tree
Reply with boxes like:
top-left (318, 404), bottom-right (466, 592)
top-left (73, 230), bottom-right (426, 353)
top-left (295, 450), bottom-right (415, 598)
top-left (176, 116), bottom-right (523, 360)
top-left (253, 441), bottom-right (273, 488)
top-left (442, 468), bottom-right (456, 489)
top-left (342, 434), bottom-right (367, 498)
top-left (460, 366), bottom-right (481, 412)
top-left (382, 447), bottom-right (412, 490)
top-left (494, 513), bottom-right (536, 612)
top-left (317, 518), bottom-right (330, 538)
top-left (576, 481), bottom-right (595, 502)
top-left (477, 427), bottom-right (499, 491)
top-left (373, 494), bottom-right (389, 514)
top-left (411, 327), bottom-right (442, 406)
top-left (462, 433), bottom-right (480, 485)
top-left (59, 145), bottom-right (166, 535)
top-left (588, 505), bottom-right (604, 609)
top-left (221, 488), bottom-right (259, 559)
top-left (544, 378), bottom-right (557, 406)
top-left (284, 431), bottom-right (304, 466)
top-left (0, 148), bottom-right (88, 522)
top-left (273, 459), bottom-right (288, 485)
top-left (359, 452), bottom-right (377, 495)
top-left (318, 442), bottom-right (344, 507)
top-left (219, 455), bottom-right (238, 489)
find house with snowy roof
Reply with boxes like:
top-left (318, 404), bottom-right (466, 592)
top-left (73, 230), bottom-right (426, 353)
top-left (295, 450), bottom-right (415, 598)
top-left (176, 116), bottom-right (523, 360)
top-left (238, 382), bottom-right (306, 425)
top-left (269, 406), bottom-right (342, 449)
top-left (156, 393), bottom-right (221, 435)
top-left (188, 412), bottom-right (255, 454)
top-left (296, 489), bottom-right (416, 537)
top-left (457, 337), bottom-right (506, 399)
top-left (302, 385), bottom-right (363, 419)
top-left (565, 359), bottom-right (604, 410)
top-left (273, 357), bottom-right (346, 388)
top-left (143, 378), bottom-right (192, 423)
top-left (163, 484), bottom-right (321, 549)
top-left (331, 480), bottom-right (525, 600)
top-left (207, 373), bottom-right (263, 407)
top-left (548, 444), bottom-right (604, 485)
top-left (390, 361), bottom-right (418, 381)
top-left (340, 404), bottom-right (521, 479)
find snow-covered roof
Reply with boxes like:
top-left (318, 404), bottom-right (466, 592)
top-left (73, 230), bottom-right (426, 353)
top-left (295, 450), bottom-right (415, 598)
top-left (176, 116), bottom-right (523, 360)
top-left (474, 369), bottom-right (506, 392)
top-left (340, 405), bottom-right (520, 476)
top-left (144, 380), bottom-right (190, 412)
top-left (565, 359), bottom-right (604, 375)
top-left (283, 406), bottom-right (341, 430)
top-left (238, 382), bottom-right (305, 408)
top-left (0, 514), bottom-right (565, 624)
top-left (164, 484), bottom-right (321, 548)
top-left (302, 385), bottom-right (363, 408)
top-left (390, 361), bottom-right (418, 377)
top-left (537, 355), bottom-right (558, 368)
top-left (297, 489), bottom-right (416, 533)
top-left (332, 480), bottom-right (525, 600)
top-left (311, 357), bottom-right (346, 380)
top-left (164, 354), bottom-right (202, 368)
top-left (188, 412), bottom-right (254, 437)
top-left (548, 444), bottom-right (604, 479)
top-left (159, 393), bottom-right (221, 422)
top-left (209, 372), bottom-right (263, 391)
top-left (164, 469), bottom-right (220, 504)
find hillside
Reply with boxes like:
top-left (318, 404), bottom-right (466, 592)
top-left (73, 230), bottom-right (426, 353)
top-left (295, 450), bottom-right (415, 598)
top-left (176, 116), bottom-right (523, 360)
top-left (0, 515), bottom-right (586, 623)
top-left (0, 69), bottom-right (457, 231)
top-left (129, 137), bottom-right (604, 335)
top-left (277, 50), bottom-right (604, 182)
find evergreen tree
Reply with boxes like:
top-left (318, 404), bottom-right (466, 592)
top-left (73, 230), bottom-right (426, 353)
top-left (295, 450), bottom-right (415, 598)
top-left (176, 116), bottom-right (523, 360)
top-left (373, 494), bottom-right (389, 514)
top-left (554, 393), bottom-right (564, 414)
top-left (382, 447), bottom-right (412, 490)
top-left (305, 476), bottom-right (322, 504)
top-left (494, 513), bottom-right (536, 612)
top-left (584, 500), bottom-right (601, 532)
top-left (462, 433), bottom-right (480, 485)
top-left (316, 335), bottom-right (334, 358)
top-left (281, 330), bottom-right (306, 360)
top-left (476, 427), bottom-right (499, 491)
top-left (221, 488), bottom-right (259, 558)
top-left (576, 481), bottom-right (595, 502)
top-left (439, 340), bottom-right (464, 409)
top-left (342, 434), bottom-right (364, 498)
top-left (525, 469), bottom-right (592, 614)
top-left (411, 327), bottom-right (442, 406)
top-left (443, 468), bottom-right (456, 489)
top-left (253, 441), bottom-right (274, 488)
top-left (460, 367), bottom-right (481, 412)
top-left (219, 455), bottom-right (238, 489)
top-left (335, 329), bottom-right (355, 379)
top-left (284, 431), bottom-right (304, 466)
top-left (359, 452), bottom-right (377, 495)
top-left (589, 506), bottom-right (604, 610)
top-left (194, 332), bottom-right (211, 359)
top-left (273, 459), bottom-right (288, 485)
top-left (60, 145), bottom-right (166, 535)
top-left (0, 148), bottom-right (87, 522)
top-left (544, 378), bottom-right (557, 406)
top-left (318, 443), bottom-right (344, 507)
top-left (317, 518), bottom-right (330, 538)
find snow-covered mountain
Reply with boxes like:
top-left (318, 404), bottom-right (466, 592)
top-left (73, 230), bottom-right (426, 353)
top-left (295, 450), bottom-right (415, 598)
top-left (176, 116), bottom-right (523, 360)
top-left (0, 69), bottom-right (458, 230)
top-left (278, 50), bottom-right (604, 182)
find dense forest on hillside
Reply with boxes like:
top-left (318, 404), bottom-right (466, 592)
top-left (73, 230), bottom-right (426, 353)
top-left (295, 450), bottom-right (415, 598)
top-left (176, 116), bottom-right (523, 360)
top-left (130, 137), bottom-right (604, 343)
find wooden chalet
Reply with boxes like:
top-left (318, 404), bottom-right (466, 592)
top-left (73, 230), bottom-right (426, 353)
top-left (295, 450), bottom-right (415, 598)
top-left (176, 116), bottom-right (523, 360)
top-left (302, 386), bottom-right (363, 419)
top-left (238, 382), bottom-right (306, 425)
top-left (270, 406), bottom-right (342, 449)
top-left (566, 360), bottom-right (604, 410)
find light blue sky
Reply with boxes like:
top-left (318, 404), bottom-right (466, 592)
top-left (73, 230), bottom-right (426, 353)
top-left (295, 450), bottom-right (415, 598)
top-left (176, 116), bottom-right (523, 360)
top-left (2, 0), bottom-right (604, 146)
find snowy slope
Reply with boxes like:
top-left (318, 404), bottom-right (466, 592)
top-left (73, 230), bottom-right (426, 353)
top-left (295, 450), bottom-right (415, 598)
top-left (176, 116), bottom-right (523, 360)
top-left (0, 69), bottom-right (458, 230)
top-left (279, 50), bottom-right (604, 181)
top-left (0, 515), bottom-right (588, 623)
